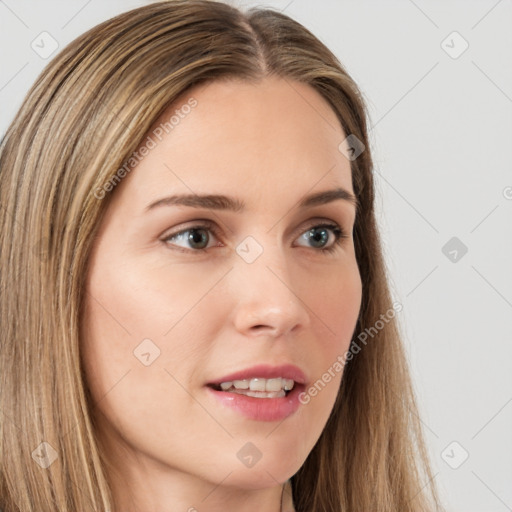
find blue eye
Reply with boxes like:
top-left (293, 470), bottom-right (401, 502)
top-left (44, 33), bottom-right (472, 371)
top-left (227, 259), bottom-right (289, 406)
top-left (163, 221), bottom-right (347, 253)
top-left (295, 224), bottom-right (347, 253)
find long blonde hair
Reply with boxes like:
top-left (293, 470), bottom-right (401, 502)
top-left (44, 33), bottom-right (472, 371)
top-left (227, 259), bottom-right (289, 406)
top-left (0, 1), bottom-right (443, 510)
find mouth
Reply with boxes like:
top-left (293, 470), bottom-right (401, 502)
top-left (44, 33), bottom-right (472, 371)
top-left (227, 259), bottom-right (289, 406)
top-left (204, 364), bottom-right (307, 421)
top-left (207, 376), bottom-right (296, 399)
top-left (206, 363), bottom-right (307, 396)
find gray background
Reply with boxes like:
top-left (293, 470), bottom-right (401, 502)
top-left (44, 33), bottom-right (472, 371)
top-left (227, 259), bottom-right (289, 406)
top-left (1, 1), bottom-right (511, 510)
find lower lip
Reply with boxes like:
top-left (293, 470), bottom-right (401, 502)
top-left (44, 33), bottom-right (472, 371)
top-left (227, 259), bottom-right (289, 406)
top-left (206, 384), bottom-right (305, 422)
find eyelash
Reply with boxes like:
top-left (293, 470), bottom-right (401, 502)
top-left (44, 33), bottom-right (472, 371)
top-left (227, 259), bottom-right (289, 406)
top-left (162, 220), bottom-right (349, 255)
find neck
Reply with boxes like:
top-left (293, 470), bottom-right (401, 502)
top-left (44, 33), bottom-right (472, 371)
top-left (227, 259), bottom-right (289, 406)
top-left (281, 479), bottom-right (296, 512)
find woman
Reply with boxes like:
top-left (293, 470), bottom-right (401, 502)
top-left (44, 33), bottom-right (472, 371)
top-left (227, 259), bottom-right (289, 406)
top-left (0, 1), bottom-right (443, 511)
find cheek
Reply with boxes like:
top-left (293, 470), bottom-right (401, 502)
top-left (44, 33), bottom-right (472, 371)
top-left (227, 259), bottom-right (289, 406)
top-left (80, 261), bottom-right (221, 457)
top-left (80, 251), bottom-right (234, 407)
top-left (306, 258), bottom-right (362, 352)
top-left (297, 259), bottom-right (361, 409)
top-left (86, 255), bottom-right (227, 339)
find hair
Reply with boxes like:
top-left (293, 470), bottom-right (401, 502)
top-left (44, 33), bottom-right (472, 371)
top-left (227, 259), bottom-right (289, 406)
top-left (0, 1), bottom-right (443, 511)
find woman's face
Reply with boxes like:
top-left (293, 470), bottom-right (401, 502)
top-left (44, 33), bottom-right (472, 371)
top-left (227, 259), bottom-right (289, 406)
top-left (82, 77), bottom-right (362, 504)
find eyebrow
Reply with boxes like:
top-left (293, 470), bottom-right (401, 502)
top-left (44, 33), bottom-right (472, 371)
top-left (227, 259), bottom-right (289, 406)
top-left (145, 187), bottom-right (358, 213)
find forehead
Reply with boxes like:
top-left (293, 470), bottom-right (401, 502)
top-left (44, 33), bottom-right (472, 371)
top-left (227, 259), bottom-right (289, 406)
top-left (112, 77), bottom-right (354, 211)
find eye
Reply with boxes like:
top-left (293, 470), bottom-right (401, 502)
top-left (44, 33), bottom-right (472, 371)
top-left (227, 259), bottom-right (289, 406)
top-left (162, 221), bottom-right (220, 252)
top-left (294, 223), bottom-right (348, 253)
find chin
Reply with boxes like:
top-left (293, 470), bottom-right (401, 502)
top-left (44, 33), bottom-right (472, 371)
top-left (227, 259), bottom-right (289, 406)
top-left (213, 441), bottom-right (306, 489)
top-left (221, 463), bottom-right (298, 491)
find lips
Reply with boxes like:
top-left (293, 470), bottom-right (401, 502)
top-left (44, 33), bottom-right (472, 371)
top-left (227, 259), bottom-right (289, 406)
top-left (205, 363), bottom-right (308, 421)
top-left (206, 363), bottom-right (307, 387)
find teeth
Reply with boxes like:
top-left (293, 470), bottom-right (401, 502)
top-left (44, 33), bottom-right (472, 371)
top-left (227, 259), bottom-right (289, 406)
top-left (217, 377), bottom-right (295, 392)
top-left (231, 388), bottom-right (286, 398)
top-left (283, 379), bottom-right (294, 391)
top-left (250, 378), bottom-right (266, 391)
top-left (265, 378), bottom-right (283, 392)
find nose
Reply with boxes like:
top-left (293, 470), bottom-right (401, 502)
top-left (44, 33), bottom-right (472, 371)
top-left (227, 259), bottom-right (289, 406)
top-left (230, 241), bottom-right (311, 339)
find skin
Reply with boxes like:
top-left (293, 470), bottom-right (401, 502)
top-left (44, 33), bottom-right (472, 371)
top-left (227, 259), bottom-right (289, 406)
top-left (81, 76), bottom-right (362, 512)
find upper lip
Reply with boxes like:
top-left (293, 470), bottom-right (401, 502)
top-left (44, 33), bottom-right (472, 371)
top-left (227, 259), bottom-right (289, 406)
top-left (207, 364), bottom-right (307, 386)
